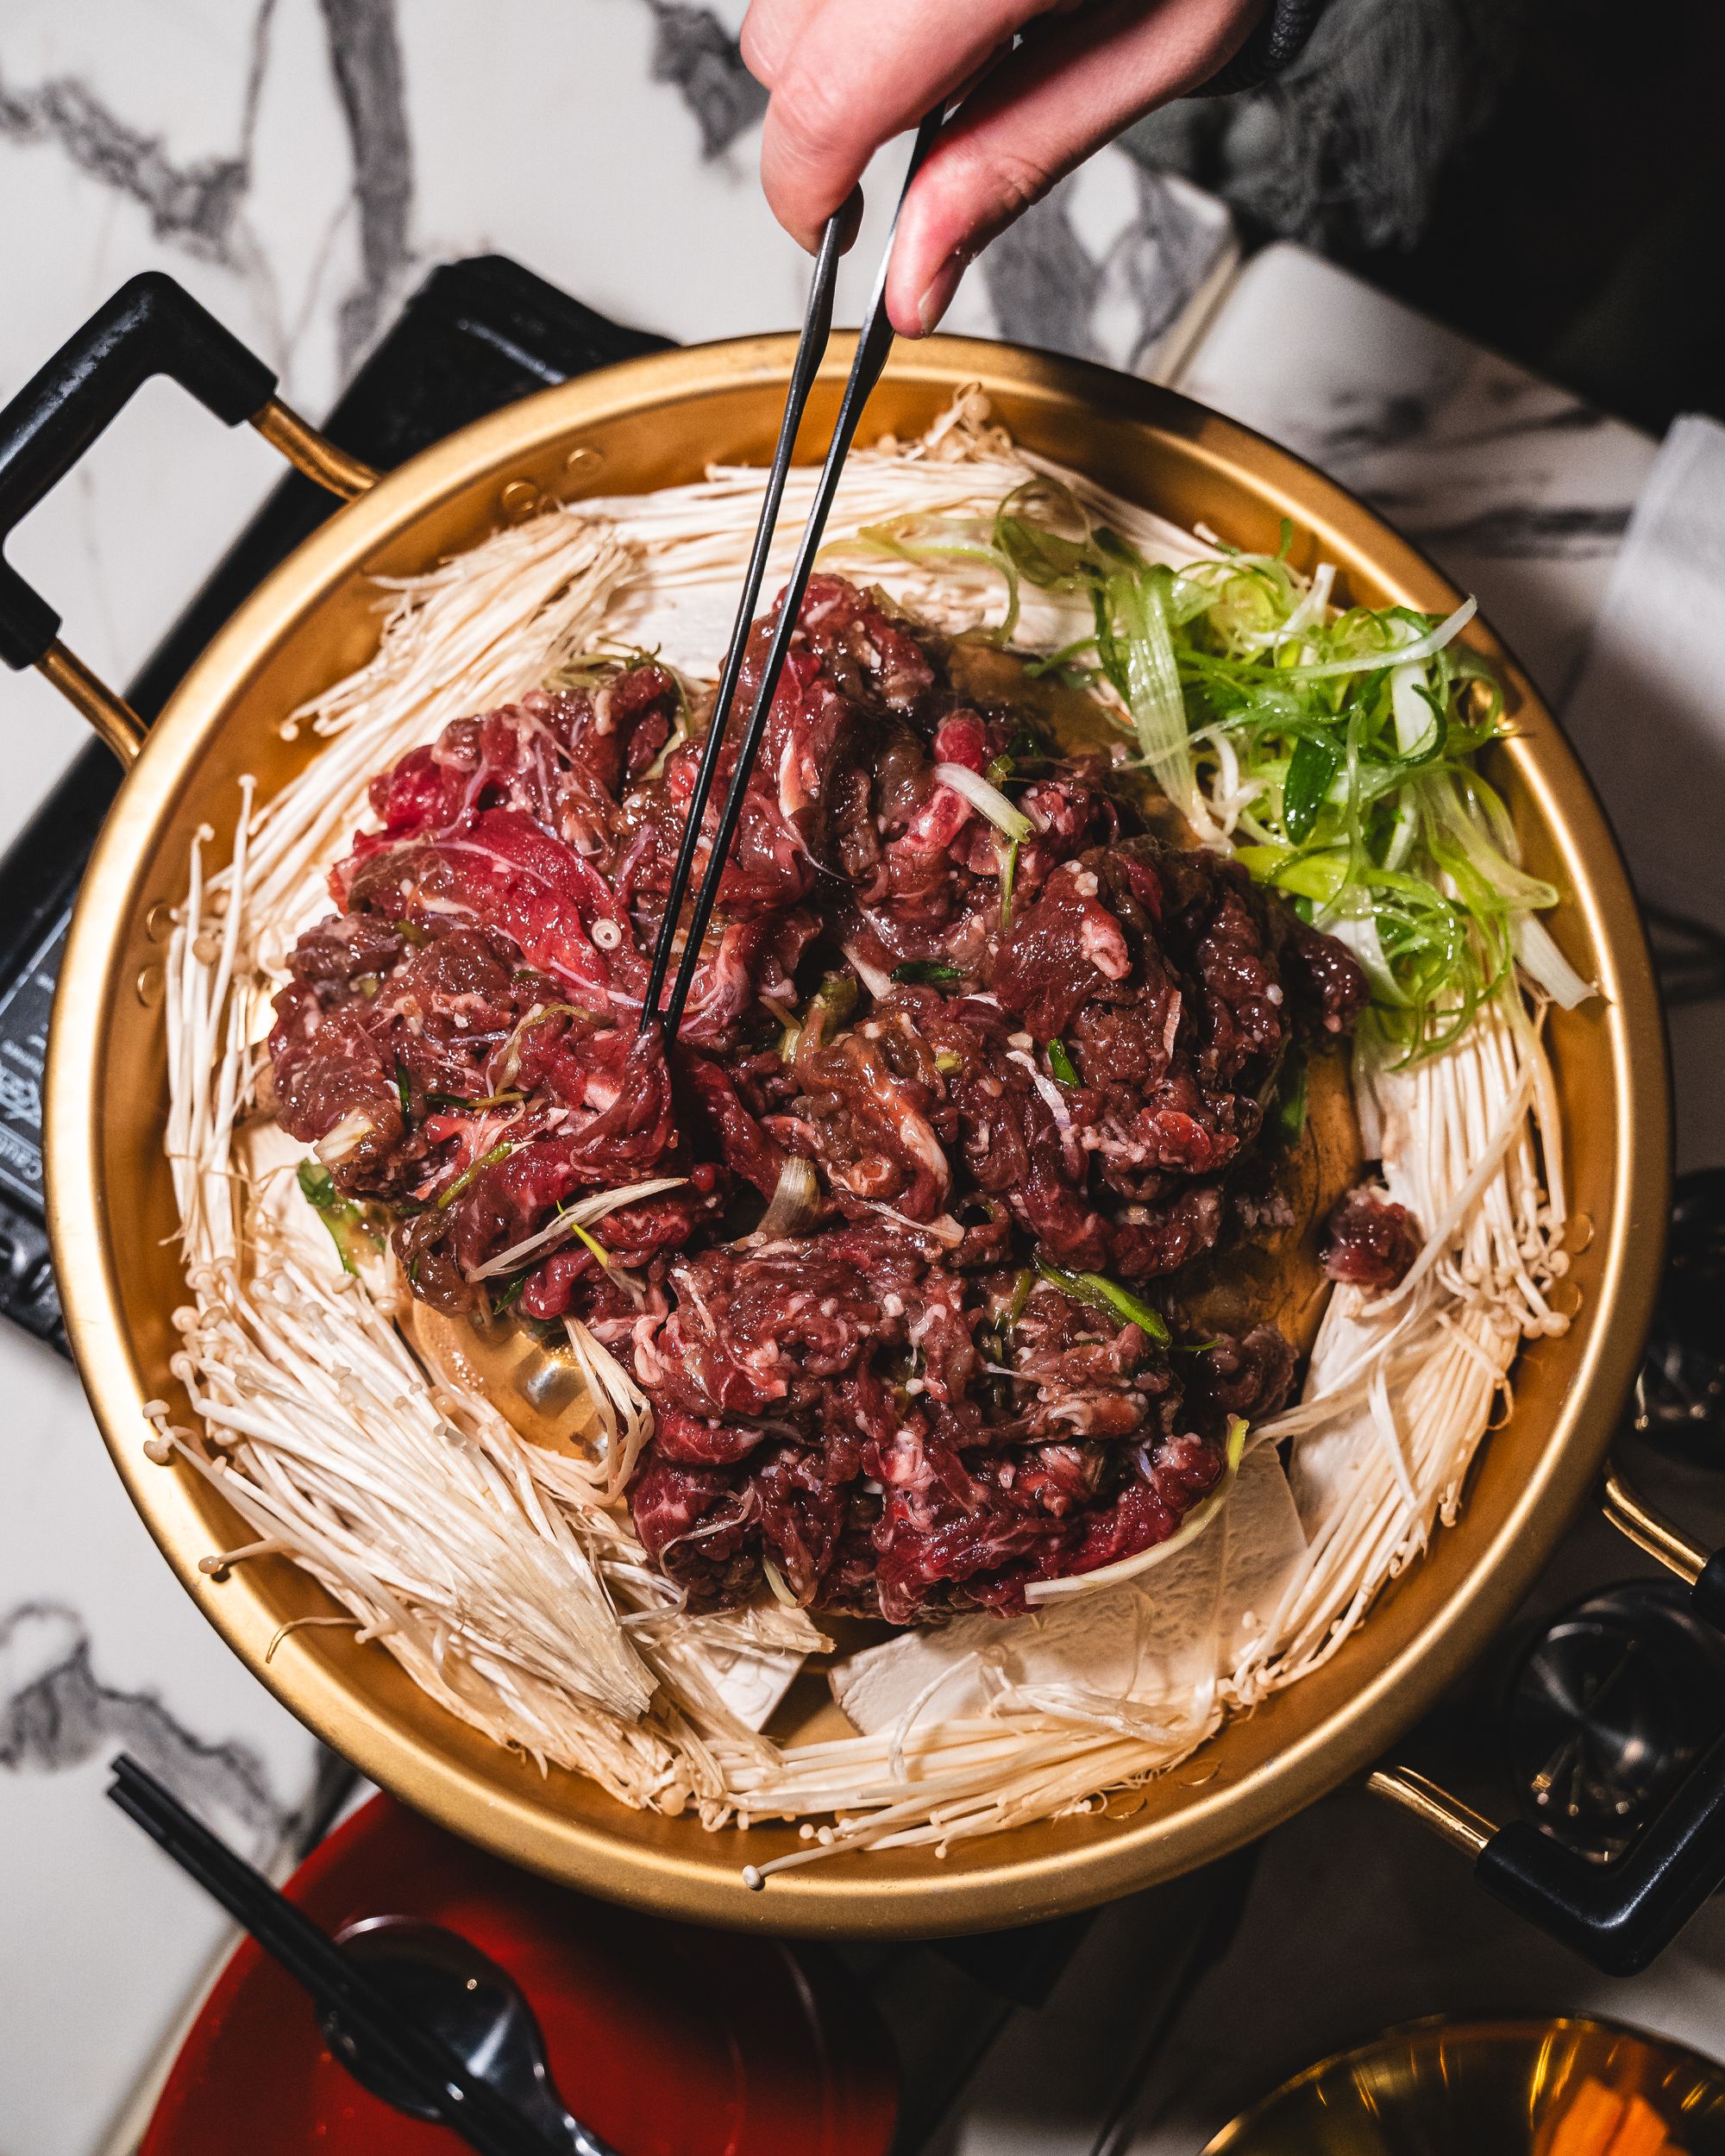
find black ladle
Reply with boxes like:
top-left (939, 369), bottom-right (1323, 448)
top-left (325, 1916), bottom-right (621, 2156)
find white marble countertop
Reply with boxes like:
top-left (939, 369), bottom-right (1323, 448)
top-left (1, 6), bottom-right (1720, 2153)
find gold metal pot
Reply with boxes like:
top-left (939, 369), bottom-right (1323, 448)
top-left (1202, 2015), bottom-right (1725, 2153)
top-left (26, 315), bottom-right (1677, 1937)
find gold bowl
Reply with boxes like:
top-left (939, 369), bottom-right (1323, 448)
top-left (1203, 2015), bottom-right (1725, 2153)
top-left (44, 335), bottom-right (1668, 1934)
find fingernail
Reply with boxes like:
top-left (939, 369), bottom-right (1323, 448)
top-left (914, 253), bottom-right (967, 337)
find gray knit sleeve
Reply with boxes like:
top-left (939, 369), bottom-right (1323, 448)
top-left (1194, 0), bottom-right (1331, 95)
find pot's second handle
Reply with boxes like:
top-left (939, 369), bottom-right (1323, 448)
top-left (0, 271), bottom-right (378, 760)
top-left (1370, 1464), bottom-right (1725, 1976)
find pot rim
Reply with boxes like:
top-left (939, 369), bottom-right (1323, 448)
top-left (43, 332), bottom-right (1671, 1933)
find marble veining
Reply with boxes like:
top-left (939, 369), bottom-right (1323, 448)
top-left (0, 50), bottom-right (259, 270)
top-left (1403, 501), bottom-right (1633, 561)
top-left (0, 1601), bottom-right (294, 1857)
top-left (0, 0), bottom-right (411, 376)
top-left (977, 159), bottom-right (1238, 379)
top-left (643, 0), bottom-right (767, 160)
top-left (1301, 383), bottom-right (1638, 560)
top-left (0, 1327), bottom-right (331, 2156)
top-left (317, 0), bottom-right (416, 367)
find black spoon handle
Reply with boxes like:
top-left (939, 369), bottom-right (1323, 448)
top-left (109, 1757), bottom-right (569, 2156)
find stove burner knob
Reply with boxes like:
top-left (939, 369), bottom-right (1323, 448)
top-left (1635, 1168), bottom-right (1725, 1457)
top-left (1502, 1582), bottom-right (1725, 1862)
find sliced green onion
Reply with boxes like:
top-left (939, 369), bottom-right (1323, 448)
top-left (1024, 634), bottom-right (1101, 680)
top-left (1514, 913), bottom-right (1596, 1010)
top-left (756, 1155), bottom-right (820, 1241)
top-left (999, 835), bottom-right (1020, 932)
top-left (1280, 597), bottom-right (1477, 680)
top-left (1033, 1257), bottom-right (1171, 1344)
top-left (936, 761), bottom-right (1034, 843)
top-left (297, 1161), bottom-right (380, 1275)
top-left (568, 1220), bottom-right (615, 1266)
top-left (1389, 661), bottom-right (1444, 758)
top-left (543, 640), bottom-right (668, 692)
top-left (1274, 1050), bottom-right (1308, 1142)
top-left (1113, 564), bottom-right (1195, 822)
top-left (312, 1106), bottom-right (374, 1166)
top-left (567, 1218), bottom-right (643, 1300)
top-left (1047, 1037), bottom-right (1080, 1086)
top-left (892, 960), bottom-right (963, 987)
top-left (470, 1175), bottom-right (687, 1282)
top-left (298, 1162), bottom-right (338, 1209)
top-left (761, 1555), bottom-right (800, 1608)
top-left (994, 479), bottom-right (1102, 592)
top-left (490, 1270), bottom-right (528, 1316)
top-left (1282, 735), bottom-right (1342, 845)
top-left (436, 1140), bottom-right (516, 1209)
top-left (811, 969), bottom-right (859, 1034)
top-left (494, 1000), bottom-right (585, 1088)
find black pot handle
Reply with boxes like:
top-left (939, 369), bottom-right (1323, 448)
top-left (1371, 1464), bottom-right (1725, 1975)
top-left (0, 270), bottom-right (378, 759)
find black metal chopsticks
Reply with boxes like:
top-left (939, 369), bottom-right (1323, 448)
top-left (636, 211), bottom-right (846, 1035)
top-left (642, 108), bottom-right (945, 1042)
top-left (106, 1754), bottom-right (568, 2156)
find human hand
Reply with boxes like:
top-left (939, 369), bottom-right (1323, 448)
top-left (740, 0), bottom-right (1268, 336)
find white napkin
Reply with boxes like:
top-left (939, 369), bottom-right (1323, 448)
top-left (1562, 413), bottom-right (1725, 932)
top-left (1559, 412), bottom-right (1725, 1167)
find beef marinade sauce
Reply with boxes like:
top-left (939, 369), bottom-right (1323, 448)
top-left (268, 574), bottom-right (1372, 1624)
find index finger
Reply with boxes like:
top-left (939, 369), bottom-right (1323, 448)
top-left (757, 0), bottom-right (1057, 250)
